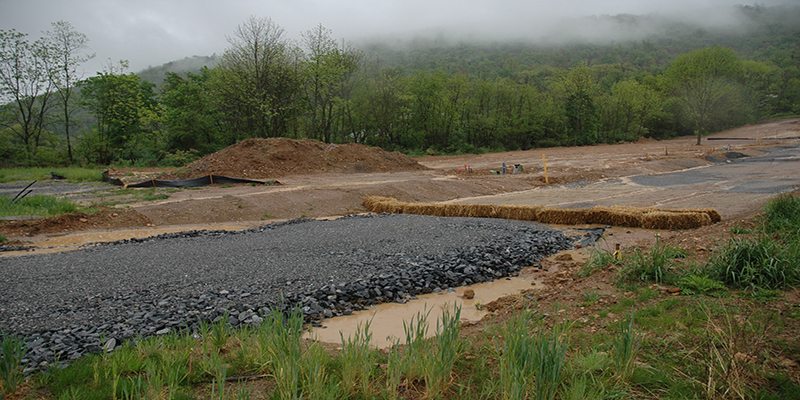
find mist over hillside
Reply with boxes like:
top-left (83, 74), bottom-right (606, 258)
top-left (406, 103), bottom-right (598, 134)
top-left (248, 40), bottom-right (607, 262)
top-left (136, 55), bottom-right (219, 88)
top-left (137, 4), bottom-right (799, 82)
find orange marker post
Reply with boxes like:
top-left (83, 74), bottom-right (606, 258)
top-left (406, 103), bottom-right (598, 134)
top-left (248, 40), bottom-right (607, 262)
top-left (542, 153), bottom-right (549, 184)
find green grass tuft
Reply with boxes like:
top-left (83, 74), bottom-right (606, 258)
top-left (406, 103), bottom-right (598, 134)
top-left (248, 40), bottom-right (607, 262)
top-left (0, 193), bottom-right (79, 218)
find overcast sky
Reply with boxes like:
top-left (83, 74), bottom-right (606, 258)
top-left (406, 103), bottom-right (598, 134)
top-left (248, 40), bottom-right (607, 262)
top-left (0, 0), bottom-right (792, 76)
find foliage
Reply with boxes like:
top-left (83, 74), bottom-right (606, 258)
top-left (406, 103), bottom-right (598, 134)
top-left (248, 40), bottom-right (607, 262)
top-left (78, 61), bottom-right (159, 164)
top-left (0, 332), bottom-right (28, 396)
top-left (611, 313), bottom-right (641, 383)
top-left (0, 193), bottom-right (79, 218)
top-left (763, 193), bottom-right (800, 235)
top-left (706, 234), bottom-right (799, 289)
top-left (616, 239), bottom-right (687, 285)
top-left (4, 5), bottom-right (800, 167)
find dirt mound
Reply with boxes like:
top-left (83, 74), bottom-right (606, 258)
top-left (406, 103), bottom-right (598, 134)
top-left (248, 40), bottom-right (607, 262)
top-left (173, 138), bottom-right (426, 179)
top-left (0, 208), bottom-right (153, 237)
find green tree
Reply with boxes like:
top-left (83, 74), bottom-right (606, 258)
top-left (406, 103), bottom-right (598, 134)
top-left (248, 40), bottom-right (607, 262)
top-left (301, 25), bottom-right (363, 143)
top-left (44, 20), bottom-right (94, 163)
top-left (217, 16), bottom-right (302, 139)
top-left (160, 69), bottom-right (222, 154)
top-left (555, 65), bottom-right (599, 146)
top-left (78, 60), bottom-right (156, 164)
top-left (664, 46), bottom-right (744, 144)
top-left (0, 29), bottom-right (56, 162)
top-left (599, 78), bottom-right (664, 141)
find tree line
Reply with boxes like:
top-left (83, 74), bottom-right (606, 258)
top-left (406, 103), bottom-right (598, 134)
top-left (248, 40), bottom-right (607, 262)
top-left (1, 9), bottom-right (799, 167)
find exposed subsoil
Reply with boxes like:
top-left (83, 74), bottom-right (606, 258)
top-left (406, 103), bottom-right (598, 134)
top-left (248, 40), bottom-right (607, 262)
top-left (2, 119), bottom-right (798, 245)
top-left (2, 120), bottom-right (800, 387)
top-left (170, 137), bottom-right (427, 179)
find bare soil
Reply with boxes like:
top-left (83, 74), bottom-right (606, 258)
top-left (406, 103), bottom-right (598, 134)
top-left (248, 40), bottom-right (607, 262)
top-left (3, 119), bottom-right (797, 244)
top-left (3, 120), bottom-right (800, 392)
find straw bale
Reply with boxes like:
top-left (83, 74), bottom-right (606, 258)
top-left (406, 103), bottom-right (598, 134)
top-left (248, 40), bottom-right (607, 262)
top-left (362, 196), bottom-right (393, 211)
top-left (537, 208), bottom-right (588, 225)
top-left (444, 204), bottom-right (470, 217)
top-left (587, 207), bottom-right (643, 227)
top-left (641, 211), bottom-right (712, 230)
top-left (496, 205), bottom-right (540, 221)
top-left (402, 203), bottom-right (428, 215)
top-left (364, 196), bottom-right (404, 214)
top-left (664, 208), bottom-right (722, 223)
top-left (467, 204), bottom-right (498, 218)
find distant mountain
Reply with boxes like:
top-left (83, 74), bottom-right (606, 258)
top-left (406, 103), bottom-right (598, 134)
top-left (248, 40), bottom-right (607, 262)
top-left (136, 55), bottom-right (219, 88)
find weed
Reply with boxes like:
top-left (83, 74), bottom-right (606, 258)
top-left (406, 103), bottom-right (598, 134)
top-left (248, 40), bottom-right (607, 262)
top-left (580, 292), bottom-right (601, 307)
top-left (706, 235), bottom-right (798, 289)
top-left (581, 247), bottom-right (618, 277)
top-left (385, 338), bottom-right (407, 400)
top-left (402, 307), bottom-right (431, 380)
top-left (496, 310), bottom-right (537, 400)
top-left (616, 239), bottom-right (686, 285)
top-left (763, 193), bottom-right (800, 235)
top-left (0, 332), bottom-right (28, 396)
top-left (0, 194), bottom-right (79, 218)
top-left (702, 304), bottom-right (775, 399)
top-left (211, 313), bottom-right (231, 351)
top-left (679, 274), bottom-right (727, 296)
top-left (730, 226), bottom-right (753, 235)
top-left (0, 233), bottom-right (6, 244)
top-left (340, 320), bottom-right (375, 396)
top-left (257, 307), bottom-right (304, 399)
top-left (533, 324), bottom-right (569, 400)
top-left (744, 288), bottom-right (783, 302)
top-left (261, 211), bottom-right (274, 220)
top-left (422, 303), bottom-right (463, 399)
top-left (612, 312), bottom-right (641, 383)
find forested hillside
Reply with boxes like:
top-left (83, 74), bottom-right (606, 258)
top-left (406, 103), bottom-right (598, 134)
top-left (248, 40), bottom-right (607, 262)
top-left (1, 4), bottom-right (798, 167)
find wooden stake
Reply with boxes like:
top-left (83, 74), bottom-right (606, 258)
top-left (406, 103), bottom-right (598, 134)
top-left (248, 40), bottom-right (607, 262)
top-left (542, 153), bottom-right (549, 184)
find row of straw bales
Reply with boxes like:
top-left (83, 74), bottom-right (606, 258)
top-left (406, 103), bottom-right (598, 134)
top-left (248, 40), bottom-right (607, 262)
top-left (363, 196), bottom-right (719, 230)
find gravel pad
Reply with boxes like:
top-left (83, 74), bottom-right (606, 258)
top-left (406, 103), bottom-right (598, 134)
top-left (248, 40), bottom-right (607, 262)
top-left (0, 213), bottom-right (578, 368)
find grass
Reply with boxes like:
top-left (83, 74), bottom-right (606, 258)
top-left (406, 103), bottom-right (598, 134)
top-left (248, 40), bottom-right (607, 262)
top-left (0, 193), bottom-right (80, 218)
top-left (1, 333), bottom-right (28, 397)
top-left (616, 237), bottom-right (687, 285)
top-left (0, 166), bottom-right (108, 183)
top-left (6, 294), bottom-right (797, 399)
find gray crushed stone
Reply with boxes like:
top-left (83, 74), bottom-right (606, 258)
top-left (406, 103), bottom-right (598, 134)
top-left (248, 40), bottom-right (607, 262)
top-left (0, 213), bottom-right (589, 368)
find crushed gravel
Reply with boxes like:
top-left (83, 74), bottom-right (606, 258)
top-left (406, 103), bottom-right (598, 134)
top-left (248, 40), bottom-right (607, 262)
top-left (0, 213), bottom-right (587, 368)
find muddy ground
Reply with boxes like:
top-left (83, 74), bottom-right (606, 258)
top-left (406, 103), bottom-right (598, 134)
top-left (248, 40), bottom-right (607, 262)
top-left (2, 120), bottom-right (799, 352)
top-left (2, 119), bottom-right (797, 249)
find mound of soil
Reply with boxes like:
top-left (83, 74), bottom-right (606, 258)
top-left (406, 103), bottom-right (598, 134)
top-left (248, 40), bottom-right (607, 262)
top-left (173, 138), bottom-right (426, 179)
top-left (0, 208), bottom-right (153, 237)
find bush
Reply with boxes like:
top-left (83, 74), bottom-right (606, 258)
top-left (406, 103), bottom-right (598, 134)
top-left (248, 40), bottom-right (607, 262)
top-left (764, 193), bottom-right (800, 235)
top-left (616, 240), bottom-right (686, 285)
top-left (706, 235), bottom-right (799, 289)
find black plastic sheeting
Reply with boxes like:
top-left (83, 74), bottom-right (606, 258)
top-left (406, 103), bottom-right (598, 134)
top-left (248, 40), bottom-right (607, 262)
top-left (102, 171), bottom-right (280, 188)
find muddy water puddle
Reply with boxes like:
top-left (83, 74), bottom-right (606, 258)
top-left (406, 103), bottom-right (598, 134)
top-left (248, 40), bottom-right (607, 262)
top-left (304, 277), bottom-right (545, 348)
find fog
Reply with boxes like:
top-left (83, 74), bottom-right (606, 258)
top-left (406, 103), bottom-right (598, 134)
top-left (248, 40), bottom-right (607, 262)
top-left (0, 0), bottom-right (792, 75)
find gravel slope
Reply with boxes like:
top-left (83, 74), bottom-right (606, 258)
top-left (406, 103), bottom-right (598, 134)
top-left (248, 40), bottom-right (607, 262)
top-left (0, 214), bottom-right (579, 367)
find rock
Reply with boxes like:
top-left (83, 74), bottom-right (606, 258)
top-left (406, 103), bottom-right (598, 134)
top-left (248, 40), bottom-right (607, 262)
top-left (155, 328), bottom-right (170, 335)
top-left (103, 338), bottom-right (116, 353)
top-left (463, 289), bottom-right (475, 299)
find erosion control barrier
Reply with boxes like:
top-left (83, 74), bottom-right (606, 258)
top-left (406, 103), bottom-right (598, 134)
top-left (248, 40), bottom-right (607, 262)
top-left (102, 170), bottom-right (281, 188)
top-left (363, 196), bottom-right (720, 230)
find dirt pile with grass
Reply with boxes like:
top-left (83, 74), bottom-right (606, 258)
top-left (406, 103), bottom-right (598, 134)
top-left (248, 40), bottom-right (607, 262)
top-left (172, 138), bottom-right (426, 179)
top-left (0, 208), bottom-right (152, 238)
